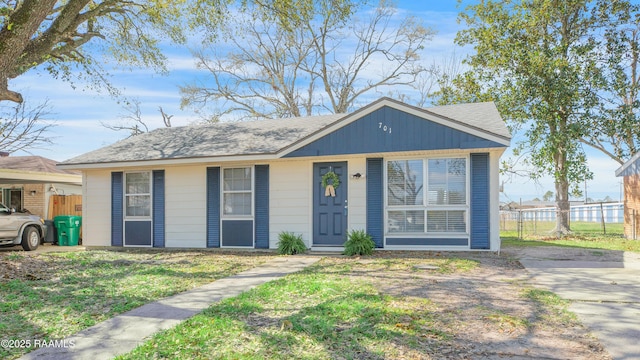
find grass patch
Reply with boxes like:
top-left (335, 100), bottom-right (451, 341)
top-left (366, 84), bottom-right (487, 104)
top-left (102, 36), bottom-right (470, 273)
top-left (119, 259), bottom-right (453, 360)
top-left (479, 306), bottom-right (530, 331)
top-left (501, 221), bottom-right (624, 236)
top-left (502, 234), bottom-right (640, 253)
top-left (0, 249), bottom-right (274, 359)
top-left (521, 288), bottom-right (577, 325)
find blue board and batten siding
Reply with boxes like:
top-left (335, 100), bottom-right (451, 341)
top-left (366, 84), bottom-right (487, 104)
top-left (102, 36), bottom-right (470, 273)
top-left (366, 158), bottom-right (384, 248)
top-left (470, 154), bottom-right (490, 249)
top-left (111, 172), bottom-right (124, 247)
top-left (285, 107), bottom-right (504, 158)
top-left (206, 167), bottom-right (221, 248)
top-left (152, 170), bottom-right (165, 248)
top-left (254, 165), bottom-right (270, 249)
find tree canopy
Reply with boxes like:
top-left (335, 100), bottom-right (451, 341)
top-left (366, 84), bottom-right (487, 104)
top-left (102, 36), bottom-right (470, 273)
top-left (580, 0), bottom-right (640, 165)
top-left (446, 0), bottom-right (616, 234)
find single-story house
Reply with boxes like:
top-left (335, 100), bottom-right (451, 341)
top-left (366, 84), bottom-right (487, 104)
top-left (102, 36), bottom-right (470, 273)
top-left (615, 152), bottom-right (640, 240)
top-left (0, 155), bottom-right (82, 218)
top-left (58, 97), bottom-right (511, 251)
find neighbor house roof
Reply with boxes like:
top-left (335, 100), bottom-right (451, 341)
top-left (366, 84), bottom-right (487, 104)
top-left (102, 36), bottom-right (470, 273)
top-left (0, 156), bottom-right (81, 184)
top-left (59, 97), bottom-right (510, 169)
top-left (615, 151), bottom-right (640, 177)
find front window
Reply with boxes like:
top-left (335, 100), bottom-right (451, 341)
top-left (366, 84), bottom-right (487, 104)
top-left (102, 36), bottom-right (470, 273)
top-left (223, 167), bottom-right (252, 216)
top-left (386, 157), bottom-right (467, 235)
top-left (125, 172), bottom-right (151, 217)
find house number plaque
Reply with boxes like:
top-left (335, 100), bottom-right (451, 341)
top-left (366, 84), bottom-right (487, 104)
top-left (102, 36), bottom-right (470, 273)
top-left (378, 122), bottom-right (392, 134)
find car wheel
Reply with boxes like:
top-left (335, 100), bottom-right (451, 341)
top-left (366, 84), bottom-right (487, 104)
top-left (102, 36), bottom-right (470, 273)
top-left (21, 226), bottom-right (40, 251)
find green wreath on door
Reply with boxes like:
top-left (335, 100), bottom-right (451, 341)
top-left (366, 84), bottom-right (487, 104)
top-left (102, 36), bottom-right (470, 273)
top-left (321, 171), bottom-right (340, 197)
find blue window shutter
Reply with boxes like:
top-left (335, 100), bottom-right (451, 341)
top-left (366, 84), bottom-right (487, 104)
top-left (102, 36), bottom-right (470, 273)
top-left (152, 170), bottom-right (165, 248)
top-left (254, 165), bottom-right (270, 249)
top-left (367, 158), bottom-right (384, 248)
top-left (111, 172), bottom-right (123, 247)
top-left (207, 167), bottom-right (221, 248)
top-left (470, 153), bottom-right (490, 249)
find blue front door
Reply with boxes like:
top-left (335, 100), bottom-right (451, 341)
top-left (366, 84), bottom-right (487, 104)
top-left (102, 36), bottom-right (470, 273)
top-left (313, 162), bottom-right (348, 246)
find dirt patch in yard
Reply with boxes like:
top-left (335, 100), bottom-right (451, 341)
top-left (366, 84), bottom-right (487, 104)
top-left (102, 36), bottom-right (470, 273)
top-left (343, 251), bottom-right (610, 359)
top-left (0, 254), bottom-right (53, 281)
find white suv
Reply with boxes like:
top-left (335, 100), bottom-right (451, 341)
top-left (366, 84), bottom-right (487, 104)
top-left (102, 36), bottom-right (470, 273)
top-left (0, 203), bottom-right (46, 251)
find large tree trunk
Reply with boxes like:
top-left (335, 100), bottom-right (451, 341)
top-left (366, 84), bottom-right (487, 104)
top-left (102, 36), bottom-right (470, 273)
top-left (554, 177), bottom-right (571, 236)
top-left (554, 149), bottom-right (571, 236)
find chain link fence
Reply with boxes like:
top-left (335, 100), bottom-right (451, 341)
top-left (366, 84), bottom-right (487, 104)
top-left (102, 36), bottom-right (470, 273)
top-left (500, 202), bottom-right (625, 238)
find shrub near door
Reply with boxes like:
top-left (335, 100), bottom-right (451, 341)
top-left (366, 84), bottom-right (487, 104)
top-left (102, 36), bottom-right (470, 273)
top-left (277, 232), bottom-right (307, 255)
top-left (344, 230), bottom-right (375, 256)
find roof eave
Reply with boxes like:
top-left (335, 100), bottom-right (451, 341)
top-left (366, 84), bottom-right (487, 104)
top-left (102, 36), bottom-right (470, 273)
top-left (0, 169), bottom-right (82, 185)
top-left (57, 153), bottom-right (279, 170)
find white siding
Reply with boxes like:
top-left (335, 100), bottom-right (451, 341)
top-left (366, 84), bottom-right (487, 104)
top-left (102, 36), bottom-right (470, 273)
top-left (490, 150), bottom-right (504, 251)
top-left (82, 170), bottom-right (112, 247)
top-left (269, 160), bottom-right (312, 248)
top-left (165, 166), bottom-right (207, 248)
top-left (347, 158), bottom-right (367, 231)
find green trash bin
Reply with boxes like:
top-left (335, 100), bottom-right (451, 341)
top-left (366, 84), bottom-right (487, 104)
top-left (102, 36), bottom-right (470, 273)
top-left (53, 216), bottom-right (82, 246)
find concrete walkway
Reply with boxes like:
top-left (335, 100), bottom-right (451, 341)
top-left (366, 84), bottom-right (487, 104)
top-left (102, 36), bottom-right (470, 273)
top-left (506, 246), bottom-right (640, 360)
top-left (20, 256), bottom-right (319, 360)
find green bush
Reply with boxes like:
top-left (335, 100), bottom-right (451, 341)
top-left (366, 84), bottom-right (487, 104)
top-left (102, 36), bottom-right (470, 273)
top-left (277, 232), bottom-right (307, 255)
top-left (343, 229), bottom-right (375, 256)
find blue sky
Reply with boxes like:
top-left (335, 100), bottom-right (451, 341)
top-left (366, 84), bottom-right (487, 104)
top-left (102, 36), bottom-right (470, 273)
top-left (6, 1), bottom-right (625, 203)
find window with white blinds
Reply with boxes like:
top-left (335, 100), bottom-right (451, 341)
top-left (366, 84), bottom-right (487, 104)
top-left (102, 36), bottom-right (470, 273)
top-left (386, 158), bottom-right (467, 235)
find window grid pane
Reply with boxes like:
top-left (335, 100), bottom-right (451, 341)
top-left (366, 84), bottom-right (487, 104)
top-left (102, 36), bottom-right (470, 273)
top-left (126, 172), bottom-right (150, 195)
top-left (388, 210), bottom-right (425, 233)
top-left (126, 195), bottom-right (151, 217)
top-left (427, 211), bottom-right (466, 233)
top-left (223, 167), bottom-right (252, 216)
top-left (427, 158), bottom-right (466, 205)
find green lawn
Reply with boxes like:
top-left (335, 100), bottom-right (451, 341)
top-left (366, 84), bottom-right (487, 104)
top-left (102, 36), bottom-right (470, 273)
top-left (501, 220), bottom-right (624, 236)
top-left (0, 249), bottom-right (274, 360)
top-left (501, 232), bottom-right (640, 253)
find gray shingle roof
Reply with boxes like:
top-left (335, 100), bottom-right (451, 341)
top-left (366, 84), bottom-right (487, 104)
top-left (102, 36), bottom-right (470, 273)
top-left (62, 114), bottom-right (344, 165)
top-left (425, 101), bottom-right (511, 139)
top-left (60, 98), bottom-right (510, 167)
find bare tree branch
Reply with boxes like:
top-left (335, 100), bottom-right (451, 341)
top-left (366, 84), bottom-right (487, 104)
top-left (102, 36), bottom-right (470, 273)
top-left (102, 100), bottom-right (173, 136)
top-left (0, 100), bottom-right (54, 153)
top-left (180, 0), bottom-right (434, 120)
